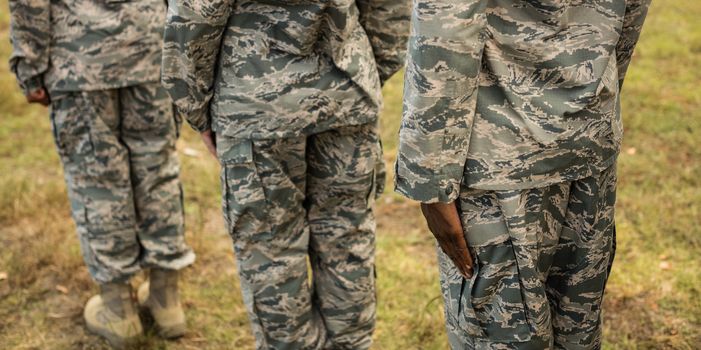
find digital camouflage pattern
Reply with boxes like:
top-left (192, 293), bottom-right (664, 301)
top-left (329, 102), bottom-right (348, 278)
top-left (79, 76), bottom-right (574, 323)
top-left (395, 0), bottom-right (651, 203)
top-left (8, 0), bottom-right (166, 94)
top-left (440, 164), bottom-right (617, 349)
top-left (218, 123), bottom-right (383, 349)
top-left (161, 0), bottom-right (410, 137)
top-left (161, 1), bottom-right (408, 347)
top-left (394, 0), bottom-right (650, 347)
top-left (50, 84), bottom-right (195, 284)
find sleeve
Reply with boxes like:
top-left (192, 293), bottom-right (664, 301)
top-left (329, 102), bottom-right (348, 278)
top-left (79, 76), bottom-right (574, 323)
top-left (161, 0), bottom-right (233, 133)
top-left (8, 0), bottom-right (51, 95)
top-left (394, 0), bottom-right (488, 204)
top-left (616, 0), bottom-right (652, 90)
top-left (355, 0), bottom-right (411, 85)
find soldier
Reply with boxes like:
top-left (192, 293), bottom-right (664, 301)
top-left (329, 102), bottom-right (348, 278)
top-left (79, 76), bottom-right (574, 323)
top-left (161, 0), bottom-right (409, 348)
top-left (395, 0), bottom-right (651, 349)
top-left (8, 0), bottom-right (195, 347)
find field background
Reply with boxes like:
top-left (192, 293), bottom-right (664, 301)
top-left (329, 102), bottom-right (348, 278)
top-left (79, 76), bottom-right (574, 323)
top-left (1, 1), bottom-right (699, 349)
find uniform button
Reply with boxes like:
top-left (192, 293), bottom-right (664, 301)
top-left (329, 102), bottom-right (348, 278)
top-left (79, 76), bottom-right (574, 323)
top-left (445, 183), bottom-right (454, 195)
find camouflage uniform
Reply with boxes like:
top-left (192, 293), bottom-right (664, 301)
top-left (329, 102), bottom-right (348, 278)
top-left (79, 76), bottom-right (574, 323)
top-left (9, 0), bottom-right (195, 284)
top-left (440, 163), bottom-right (617, 349)
top-left (161, 0), bottom-right (409, 348)
top-left (395, 0), bottom-right (650, 348)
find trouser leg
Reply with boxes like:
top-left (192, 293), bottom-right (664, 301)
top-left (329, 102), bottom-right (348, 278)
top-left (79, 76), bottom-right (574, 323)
top-left (119, 83), bottom-right (194, 271)
top-left (218, 136), bottom-right (323, 350)
top-left (439, 166), bottom-right (616, 349)
top-left (548, 165), bottom-right (617, 349)
top-left (50, 91), bottom-right (140, 284)
top-left (438, 186), bottom-right (559, 350)
top-left (306, 123), bottom-right (380, 350)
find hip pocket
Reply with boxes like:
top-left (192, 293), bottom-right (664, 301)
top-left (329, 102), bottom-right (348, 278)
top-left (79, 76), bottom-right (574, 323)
top-left (454, 190), bottom-right (534, 342)
top-left (460, 241), bottom-right (532, 343)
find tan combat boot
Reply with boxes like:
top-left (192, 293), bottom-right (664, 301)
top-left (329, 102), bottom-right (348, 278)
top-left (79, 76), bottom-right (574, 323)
top-left (138, 268), bottom-right (187, 338)
top-left (84, 282), bottom-right (143, 349)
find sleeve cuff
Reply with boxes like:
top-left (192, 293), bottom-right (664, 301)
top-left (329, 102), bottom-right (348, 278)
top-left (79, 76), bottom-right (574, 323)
top-left (20, 75), bottom-right (45, 95)
top-left (177, 106), bottom-right (211, 133)
top-left (377, 60), bottom-right (404, 87)
top-left (393, 160), bottom-right (461, 204)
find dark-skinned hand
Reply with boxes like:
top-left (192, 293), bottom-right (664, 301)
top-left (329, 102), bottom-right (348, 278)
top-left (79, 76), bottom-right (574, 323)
top-left (420, 201), bottom-right (474, 278)
top-left (200, 129), bottom-right (217, 158)
top-left (26, 87), bottom-right (50, 106)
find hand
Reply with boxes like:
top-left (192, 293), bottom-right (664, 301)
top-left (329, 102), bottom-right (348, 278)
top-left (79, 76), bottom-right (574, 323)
top-left (420, 201), bottom-right (474, 278)
top-left (200, 129), bottom-right (217, 158)
top-left (26, 87), bottom-right (50, 106)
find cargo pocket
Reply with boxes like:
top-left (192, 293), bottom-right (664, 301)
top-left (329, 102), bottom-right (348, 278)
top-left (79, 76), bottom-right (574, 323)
top-left (50, 95), bottom-right (96, 166)
top-left (455, 198), bottom-right (533, 342)
top-left (217, 137), bottom-right (268, 240)
top-left (50, 94), bottom-right (123, 231)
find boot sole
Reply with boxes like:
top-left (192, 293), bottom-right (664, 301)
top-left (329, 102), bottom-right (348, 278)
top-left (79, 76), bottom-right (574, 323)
top-left (139, 305), bottom-right (187, 339)
top-left (158, 322), bottom-right (187, 339)
top-left (86, 322), bottom-right (140, 349)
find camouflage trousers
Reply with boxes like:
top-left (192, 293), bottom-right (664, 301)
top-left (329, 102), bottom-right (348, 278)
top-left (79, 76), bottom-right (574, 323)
top-left (50, 83), bottom-right (195, 284)
top-left (439, 164), bottom-right (617, 349)
top-left (217, 123), bottom-right (383, 350)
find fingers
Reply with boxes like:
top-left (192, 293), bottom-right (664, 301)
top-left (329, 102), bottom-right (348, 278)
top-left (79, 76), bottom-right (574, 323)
top-left (25, 91), bottom-right (39, 103)
top-left (441, 246), bottom-right (469, 277)
top-left (439, 237), bottom-right (474, 278)
top-left (26, 88), bottom-right (50, 106)
top-left (434, 230), bottom-right (472, 278)
top-left (421, 201), bottom-right (474, 278)
top-left (454, 235), bottom-right (474, 272)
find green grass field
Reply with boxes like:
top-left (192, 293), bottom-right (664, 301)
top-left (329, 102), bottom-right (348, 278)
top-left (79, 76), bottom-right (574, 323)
top-left (1, 1), bottom-right (699, 349)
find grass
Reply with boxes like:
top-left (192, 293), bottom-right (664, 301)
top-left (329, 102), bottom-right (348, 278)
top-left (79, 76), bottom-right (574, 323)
top-left (0, 1), bottom-right (699, 349)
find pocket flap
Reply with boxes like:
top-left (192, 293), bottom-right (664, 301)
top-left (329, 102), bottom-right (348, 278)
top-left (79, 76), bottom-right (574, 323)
top-left (217, 138), bottom-right (254, 165)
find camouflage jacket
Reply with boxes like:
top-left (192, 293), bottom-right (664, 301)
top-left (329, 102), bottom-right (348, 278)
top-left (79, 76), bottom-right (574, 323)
top-left (395, 0), bottom-right (651, 203)
top-left (161, 0), bottom-right (410, 138)
top-left (8, 0), bottom-right (166, 94)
